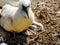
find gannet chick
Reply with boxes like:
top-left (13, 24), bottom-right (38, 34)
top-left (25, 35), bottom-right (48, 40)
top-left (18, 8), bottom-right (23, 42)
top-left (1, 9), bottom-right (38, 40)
top-left (0, 0), bottom-right (43, 34)
top-left (1, 0), bottom-right (33, 32)
top-left (0, 0), bottom-right (44, 43)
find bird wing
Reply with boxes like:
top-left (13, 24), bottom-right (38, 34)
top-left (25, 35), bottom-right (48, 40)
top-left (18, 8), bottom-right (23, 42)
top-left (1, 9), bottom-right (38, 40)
top-left (0, 4), bottom-right (18, 31)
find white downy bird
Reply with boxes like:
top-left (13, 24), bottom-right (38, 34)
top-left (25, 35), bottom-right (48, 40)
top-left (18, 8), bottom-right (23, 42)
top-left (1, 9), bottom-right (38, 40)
top-left (0, 0), bottom-right (43, 33)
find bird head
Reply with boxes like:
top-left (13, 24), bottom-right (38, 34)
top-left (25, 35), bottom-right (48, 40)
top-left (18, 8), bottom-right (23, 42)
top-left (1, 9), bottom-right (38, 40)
top-left (19, 0), bottom-right (31, 18)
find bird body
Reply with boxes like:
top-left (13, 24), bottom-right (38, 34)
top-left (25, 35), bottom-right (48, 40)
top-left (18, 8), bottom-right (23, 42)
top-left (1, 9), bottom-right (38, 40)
top-left (0, 0), bottom-right (43, 34)
top-left (0, 0), bottom-right (44, 44)
top-left (0, 4), bottom-right (33, 33)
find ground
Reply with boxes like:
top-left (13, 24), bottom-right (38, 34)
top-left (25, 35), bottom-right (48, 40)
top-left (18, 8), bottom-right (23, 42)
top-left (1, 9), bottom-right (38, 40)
top-left (0, 0), bottom-right (60, 45)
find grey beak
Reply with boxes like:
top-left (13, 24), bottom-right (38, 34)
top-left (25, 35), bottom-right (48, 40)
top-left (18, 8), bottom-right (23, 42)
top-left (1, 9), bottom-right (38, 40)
top-left (22, 5), bottom-right (29, 18)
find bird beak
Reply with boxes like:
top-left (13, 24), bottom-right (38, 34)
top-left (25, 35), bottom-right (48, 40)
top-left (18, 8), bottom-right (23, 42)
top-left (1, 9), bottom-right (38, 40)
top-left (22, 5), bottom-right (29, 18)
